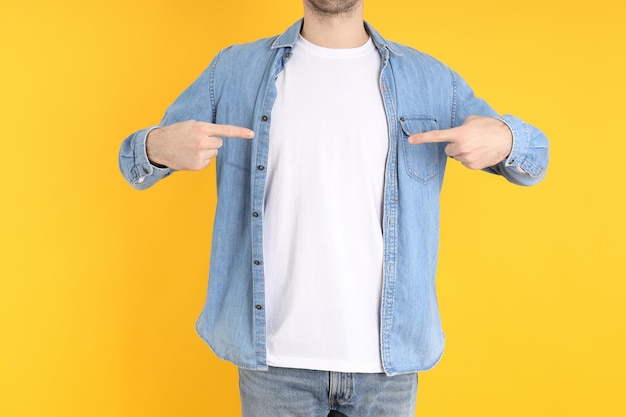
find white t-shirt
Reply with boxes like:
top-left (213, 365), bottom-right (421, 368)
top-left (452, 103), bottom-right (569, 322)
top-left (263, 35), bottom-right (389, 373)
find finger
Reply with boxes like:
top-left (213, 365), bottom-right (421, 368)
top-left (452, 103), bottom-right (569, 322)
top-left (202, 123), bottom-right (255, 139)
top-left (196, 149), bottom-right (219, 166)
top-left (408, 127), bottom-right (460, 144)
top-left (444, 142), bottom-right (459, 157)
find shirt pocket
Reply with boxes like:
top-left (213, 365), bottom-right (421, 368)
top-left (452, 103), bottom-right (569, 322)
top-left (399, 116), bottom-right (440, 184)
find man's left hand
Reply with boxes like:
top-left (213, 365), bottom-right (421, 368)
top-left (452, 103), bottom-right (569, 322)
top-left (408, 115), bottom-right (513, 170)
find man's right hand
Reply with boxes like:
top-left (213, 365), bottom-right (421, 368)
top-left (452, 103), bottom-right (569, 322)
top-left (146, 120), bottom-right (255, 171)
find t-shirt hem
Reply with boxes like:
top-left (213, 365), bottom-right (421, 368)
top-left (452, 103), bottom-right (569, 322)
top-left (267, 355), bottom-right (385, 374)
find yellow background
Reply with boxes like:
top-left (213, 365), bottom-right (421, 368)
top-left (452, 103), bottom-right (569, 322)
top-left (1, 0), bottom-right (625, 415)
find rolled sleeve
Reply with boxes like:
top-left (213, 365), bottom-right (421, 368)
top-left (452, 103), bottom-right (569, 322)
top-left (119, 126), bottom-right (174, 190)
top-left (490, 114), bottom-right (549, 186)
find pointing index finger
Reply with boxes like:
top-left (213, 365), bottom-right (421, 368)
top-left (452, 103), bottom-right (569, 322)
top-left (408, 127), bottom-right (459, 145)
top-left (204, 123), bottom-right (255, 139)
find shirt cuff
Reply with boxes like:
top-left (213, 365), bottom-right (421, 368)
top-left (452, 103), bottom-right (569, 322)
top-left (132, 126), bottom-right (172, 185)
top-left (498, 115), bottom-right (543, 177)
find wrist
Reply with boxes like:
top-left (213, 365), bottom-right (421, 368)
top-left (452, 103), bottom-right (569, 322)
top-left (145, 128), bottom-right (168, 168)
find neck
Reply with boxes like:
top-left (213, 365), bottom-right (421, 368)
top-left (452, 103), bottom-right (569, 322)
top-left (301, 1), bottom-right (368, 48)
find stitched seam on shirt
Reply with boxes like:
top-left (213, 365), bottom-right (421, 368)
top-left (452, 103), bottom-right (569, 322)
top-left (208, 50), bottom-right (222, 123)
top-left (450, 68), bottom-right (458, 128)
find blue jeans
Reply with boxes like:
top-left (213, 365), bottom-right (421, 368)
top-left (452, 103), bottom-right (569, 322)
top-left (239, 367), bottom-right (418, 417)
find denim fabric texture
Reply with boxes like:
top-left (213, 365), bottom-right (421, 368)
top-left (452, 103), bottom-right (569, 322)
top-left (119, 20), bottom-right (549, 375)
top-left (239, 367), bottom-right (418, 417)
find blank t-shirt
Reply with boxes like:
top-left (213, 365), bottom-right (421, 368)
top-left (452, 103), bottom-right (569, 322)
top-left (263, 35), bottom-right (389, 373)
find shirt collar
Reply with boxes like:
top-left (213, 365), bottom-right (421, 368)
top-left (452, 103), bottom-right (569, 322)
top-left (271, 19), bottom-right (403, 57)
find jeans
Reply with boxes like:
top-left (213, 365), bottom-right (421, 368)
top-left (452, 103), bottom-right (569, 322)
top-left (239, 367), bottom-right (418, 417)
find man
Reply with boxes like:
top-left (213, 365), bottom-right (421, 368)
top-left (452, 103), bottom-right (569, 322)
top-left (119, 0), bottom-right (549, 415)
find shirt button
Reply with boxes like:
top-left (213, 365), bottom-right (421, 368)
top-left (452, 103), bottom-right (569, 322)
top-left (255, 305), bottom-right (263, 310)
top-left (252, 212), bottom-right (259, 217)
top-left (261, 115), bottom-right (268, 121)
top-left (257, 165), bottom-right (265, 171)
top-left (142, 167), bottom-right (150, 174)
top-left (254, 260), bottom-right (261, 265)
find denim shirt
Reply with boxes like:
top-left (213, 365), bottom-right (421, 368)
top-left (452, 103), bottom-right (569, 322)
top-left (119, 20), bottom-right (549, 375)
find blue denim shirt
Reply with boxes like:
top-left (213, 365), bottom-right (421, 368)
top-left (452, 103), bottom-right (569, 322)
top-left (119, 20), bottom-right (549, 375)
